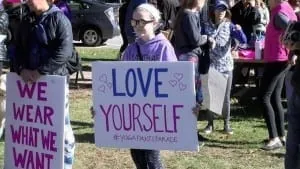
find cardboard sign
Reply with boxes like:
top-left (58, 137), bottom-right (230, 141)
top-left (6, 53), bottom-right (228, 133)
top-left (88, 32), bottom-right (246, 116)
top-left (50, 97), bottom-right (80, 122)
top-left (201, 67), bottom-right (228, 115)
top-left (92, 61), bottom-right (198, 151)
top-left (5, 73), bottom-right (66, 169)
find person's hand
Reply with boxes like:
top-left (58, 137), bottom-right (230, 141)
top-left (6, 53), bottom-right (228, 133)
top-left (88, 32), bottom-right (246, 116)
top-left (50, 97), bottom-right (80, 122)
top-left (248, 0), bottom-right (255, 7)
top-left (31, 70), bottom-right (41, 82)
top-left (20, 69), bottom-right (34, 83)
top-left (290, 55), bottom-right (298, 65)
top-left (235, 24), bottom-right (242, 31)
top-left (192, 103), bottom-right (201, 117)
top-left (208, 37), bottom-right (216, 49)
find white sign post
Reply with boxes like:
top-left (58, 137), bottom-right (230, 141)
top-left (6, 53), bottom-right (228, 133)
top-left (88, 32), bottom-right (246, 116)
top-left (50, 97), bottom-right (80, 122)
top-left (92, 61), bottom-right (198, 151)
top-left (5, 73), bottom-right (66, 169)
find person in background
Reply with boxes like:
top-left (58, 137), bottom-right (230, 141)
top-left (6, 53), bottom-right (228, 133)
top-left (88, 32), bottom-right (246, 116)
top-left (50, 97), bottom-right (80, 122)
top-left (157, 0), bottom-right (180, 30)
top-left (203, 0), bottom-right (247, 135)
top-left (122, 4), bottom-right (176, 169)
top-left (260, 0), bottom-right (297, 151)
top-left (0, 0), bottom-right (8, 141)
top-left (231, 0), bottom-right (261, 42)
top-left (289, 0), bottom-right (300, 19)
top-left (12, 0), bottom-right (76, 168)
top-left (285, 0), bottom-right (300, 101)
top-left (173, 0), bottom-right (215, 145)
top-left (119, 0), bottom-right (130, 55)
top-left (124, 0), bottom-right (158, 43)
top-left (48, 0), bottom-right (72, 21)
top-left (253, 0), bottom-right (269, 35)
top-left (282, 21), bottom-right (300, 169)
top-left (0, 0), bottom-right (8, 74)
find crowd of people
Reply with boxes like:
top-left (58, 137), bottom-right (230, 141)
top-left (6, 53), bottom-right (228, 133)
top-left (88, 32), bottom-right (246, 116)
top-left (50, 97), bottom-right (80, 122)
top-left (0, 0), bottom-right (299, 168)
top-left (119, 0), bottom-right (300, 168)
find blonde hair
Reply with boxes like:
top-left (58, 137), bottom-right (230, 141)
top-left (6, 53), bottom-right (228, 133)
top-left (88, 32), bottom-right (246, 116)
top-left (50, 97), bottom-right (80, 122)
top-left (134, 3), bottom-right (161, 22)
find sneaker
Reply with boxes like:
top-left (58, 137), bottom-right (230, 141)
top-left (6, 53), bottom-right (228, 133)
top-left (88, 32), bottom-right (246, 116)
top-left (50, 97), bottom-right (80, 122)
top-left (223, 124), bottom-right (233, 135)
top-left (0, 119), bottom-right (5, 139)
top-left (198, 133), bottom-right (208, 142)
top-left (203, 124), bottom-right (213, 134)
top-left (261, 139), bottom-right (283, 151)
top-left (280, 137), bottom-right (286, 146)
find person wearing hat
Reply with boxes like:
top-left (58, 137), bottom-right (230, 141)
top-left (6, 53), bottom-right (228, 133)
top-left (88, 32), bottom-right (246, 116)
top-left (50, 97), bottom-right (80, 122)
top-left (203, 0), bottom-right (247, 135)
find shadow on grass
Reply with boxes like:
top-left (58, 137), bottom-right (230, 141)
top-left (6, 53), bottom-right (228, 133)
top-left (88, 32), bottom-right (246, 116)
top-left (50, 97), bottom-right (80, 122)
top-left (205, 139), bottom-right (262, 149)
top-left (81, 58), bottom-right (117, 62)
top-left (69, 83), bottom-right (92, 89)
top-left (71, 120), bottom-right (93, 128)
top-left (74, 133), bottom-right (95, 143)
top-left (74, 42), bottom-right (105, 47)
top-left (269, 152), bottom-right (285, 158)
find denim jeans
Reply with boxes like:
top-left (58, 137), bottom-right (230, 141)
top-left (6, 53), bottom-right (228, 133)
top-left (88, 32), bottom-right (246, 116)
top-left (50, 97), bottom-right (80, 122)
top-left (64, 84), bottom-right (75, 169)
top-left (285, 92), bottom-right (300, 169)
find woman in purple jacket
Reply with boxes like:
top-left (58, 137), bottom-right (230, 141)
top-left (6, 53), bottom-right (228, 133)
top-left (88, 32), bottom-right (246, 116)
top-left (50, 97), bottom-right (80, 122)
top-left (122, 4), bottom-right (176, 169)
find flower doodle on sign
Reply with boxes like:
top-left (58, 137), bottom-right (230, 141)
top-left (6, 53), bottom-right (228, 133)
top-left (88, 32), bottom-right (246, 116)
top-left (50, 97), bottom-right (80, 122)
top-left (179, 83), bottom-right (187, 91)
top-left (168, 80), bottom-right (177, 87)
top-left (168, 73), bottom-right (187, 91)
top-left (99, 74), bottom-right (108, 83)
top-left (174, 73), bottom-right (183, 82)
top-left (106, 82), bottom-right (112, 89)
top-left (98, 74), bottom-right (112, 92)
top-left (98, 85), bottom-right (106, 93)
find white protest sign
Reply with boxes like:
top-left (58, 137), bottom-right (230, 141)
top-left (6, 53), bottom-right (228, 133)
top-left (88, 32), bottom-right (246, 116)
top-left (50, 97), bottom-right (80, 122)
top-left (5, 73), bottom-right (66, 169)
top-left (201, 67), bottom-right (228, 115)
top-left (92, 61), bottom-right (198, 151)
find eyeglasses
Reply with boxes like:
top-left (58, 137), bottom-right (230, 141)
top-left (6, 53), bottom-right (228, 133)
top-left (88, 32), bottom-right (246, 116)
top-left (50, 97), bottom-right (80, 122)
top-left (131, 19), bottom-right (154, 27)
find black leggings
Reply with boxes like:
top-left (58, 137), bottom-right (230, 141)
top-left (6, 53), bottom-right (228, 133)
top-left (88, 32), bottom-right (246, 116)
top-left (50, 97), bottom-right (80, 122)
top-left (130, 149), bottom-right (163, 169)
top-left (259, 62), bottom-right (290, 139)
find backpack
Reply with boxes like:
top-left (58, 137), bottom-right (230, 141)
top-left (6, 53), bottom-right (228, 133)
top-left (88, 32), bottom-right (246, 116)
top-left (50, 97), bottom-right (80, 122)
top-left (67, 46), bottom-right (81, 75)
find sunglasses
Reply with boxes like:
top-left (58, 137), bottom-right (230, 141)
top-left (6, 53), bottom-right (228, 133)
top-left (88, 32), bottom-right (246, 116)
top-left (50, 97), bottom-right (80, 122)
top-left (131, 19), bottom-right (154, 27)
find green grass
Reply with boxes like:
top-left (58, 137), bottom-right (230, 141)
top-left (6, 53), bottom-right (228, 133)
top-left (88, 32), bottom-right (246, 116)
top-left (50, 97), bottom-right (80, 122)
top-left (0, 48), bottom-right (285, 169)
top-left (76, 47), bottom-right (119, 63)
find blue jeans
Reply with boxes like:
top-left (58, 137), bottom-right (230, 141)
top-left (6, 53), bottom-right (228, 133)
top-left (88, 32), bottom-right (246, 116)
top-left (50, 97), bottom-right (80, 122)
top-left (285, 92), bottom-right (300, 169)
top-left (130, 149), bottom-right (163, 169)
top-left (178, 53), bottom-right (203, 103)
top-left (64, 84), bottom-right (75, 169)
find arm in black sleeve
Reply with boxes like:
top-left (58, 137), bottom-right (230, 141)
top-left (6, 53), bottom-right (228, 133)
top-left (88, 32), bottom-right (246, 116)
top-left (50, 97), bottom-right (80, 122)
top-left (38, 13), bottom-right (73, 74)
top-left (14, 19), bottom-right (32, 74)
top-left (182, 13), bottom-right (207, 46)
top-left (274, 12), bottom-right (290, 30)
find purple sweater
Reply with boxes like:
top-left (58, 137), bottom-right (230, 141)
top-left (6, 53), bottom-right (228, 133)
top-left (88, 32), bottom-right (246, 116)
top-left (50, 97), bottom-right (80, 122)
top-left (122, 33), bottom-right (177, 61)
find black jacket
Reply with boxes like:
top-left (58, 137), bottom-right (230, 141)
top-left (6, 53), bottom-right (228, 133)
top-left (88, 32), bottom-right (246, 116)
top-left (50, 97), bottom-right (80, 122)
top-left (157, 0), bottom-right (180, 30)
top-left (13, 5), bottom-right (73, 76)
top-left (231, 1), bottom-right (260, 42)
top-left (0, 9), bottom-right (8, 62)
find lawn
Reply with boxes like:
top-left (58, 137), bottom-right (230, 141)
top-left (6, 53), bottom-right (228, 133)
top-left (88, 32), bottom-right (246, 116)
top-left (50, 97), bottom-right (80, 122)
top-left (0, 47), bottom-right (285, 169)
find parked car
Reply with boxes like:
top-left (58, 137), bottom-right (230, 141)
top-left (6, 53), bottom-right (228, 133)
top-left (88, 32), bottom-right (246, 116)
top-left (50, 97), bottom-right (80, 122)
top-left (5, 0), bottom-right (120, 47)
top-left (69, 0), bottom-right (120, 46)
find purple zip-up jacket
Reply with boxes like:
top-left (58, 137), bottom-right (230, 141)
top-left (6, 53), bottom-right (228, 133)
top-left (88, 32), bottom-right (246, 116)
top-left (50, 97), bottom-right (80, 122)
top-left (122, 33), bottom-right (177, 61)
